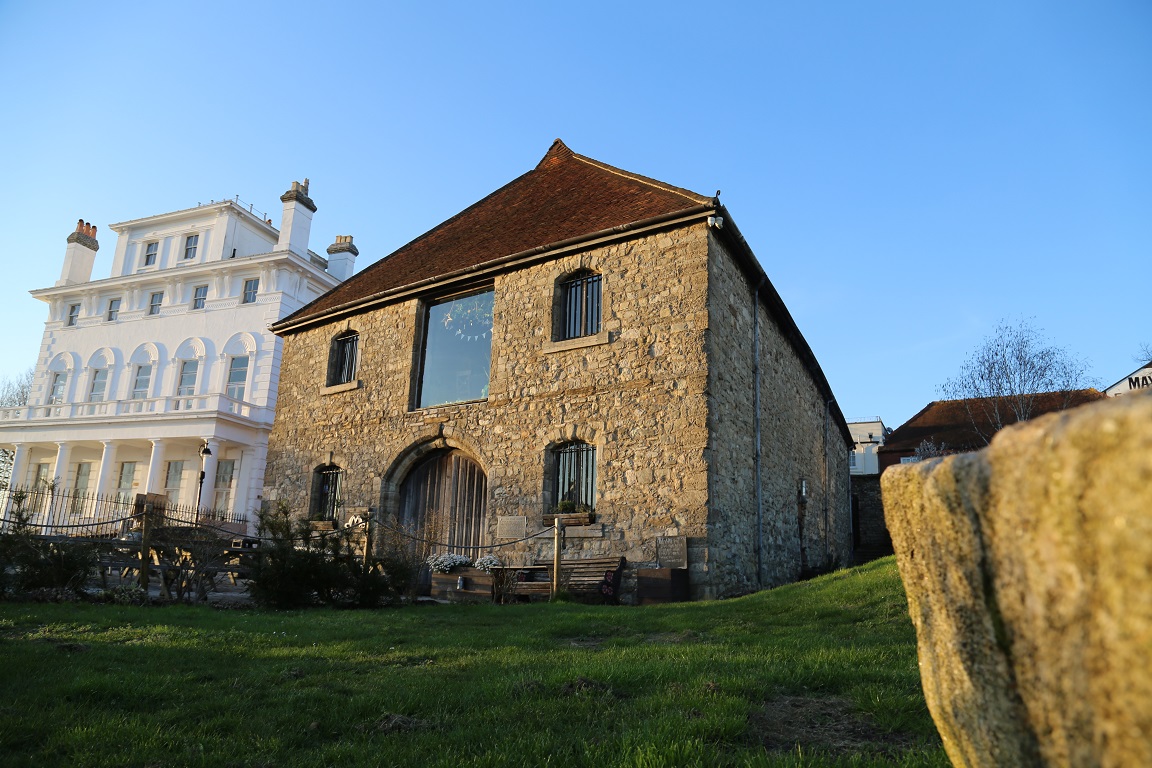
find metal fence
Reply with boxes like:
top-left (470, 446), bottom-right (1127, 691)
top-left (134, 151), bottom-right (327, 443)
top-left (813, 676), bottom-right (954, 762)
top-left (0, 484), bottom-right (247, 538)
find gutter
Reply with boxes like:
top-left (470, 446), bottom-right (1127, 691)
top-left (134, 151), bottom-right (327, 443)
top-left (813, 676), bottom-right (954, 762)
top-left (271, 204), bottom-right (717, 335)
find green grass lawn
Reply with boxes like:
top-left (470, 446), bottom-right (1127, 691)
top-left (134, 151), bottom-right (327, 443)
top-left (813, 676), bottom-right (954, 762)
top-left (0, 557), bottom-right (945, 767)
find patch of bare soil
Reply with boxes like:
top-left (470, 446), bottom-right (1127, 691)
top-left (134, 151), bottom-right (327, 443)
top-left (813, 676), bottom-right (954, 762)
top-left (748, 695), bottom-right (917, 757)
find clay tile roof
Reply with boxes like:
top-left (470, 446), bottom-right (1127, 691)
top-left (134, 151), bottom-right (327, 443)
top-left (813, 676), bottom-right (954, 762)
top-left (880, 389), bottom-right (1107, 455)
top-left (277, 139), bottom-right (713, 331)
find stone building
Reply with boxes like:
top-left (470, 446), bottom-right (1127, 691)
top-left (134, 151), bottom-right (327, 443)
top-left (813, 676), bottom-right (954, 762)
top-left (0, 181), bottom-right (352, 528)
top-left (877, 389), bottom-right (1106, 472)
top-left (847, 418), bottom-right (892, 562)
top-left (265, 140), bottom-right (852, 600)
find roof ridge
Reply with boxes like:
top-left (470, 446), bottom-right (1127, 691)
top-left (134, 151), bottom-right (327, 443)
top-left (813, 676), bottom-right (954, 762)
top-left (558, 141), bottom-right (712, 205)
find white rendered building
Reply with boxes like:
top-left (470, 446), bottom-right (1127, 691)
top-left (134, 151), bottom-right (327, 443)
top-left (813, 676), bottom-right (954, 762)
top-left (846, 418), bottom-right (888, 475)
top-left (0, 180), bottom-right (356, 531)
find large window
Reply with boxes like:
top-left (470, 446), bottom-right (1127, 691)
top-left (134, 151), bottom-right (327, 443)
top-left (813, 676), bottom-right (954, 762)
top-left (242, 278), bottom-right (259, 304)
top-left (144, 242), bottom-right (158, 266)
top-left (48, 372), bottom-right (67, 404)
top-left (88, 369), bottom-right (109, 402)
top-left (213, 459), bottom-right (236, 512)
top-left (116, 462), bottom-right (137, 498)
top-left (183, 234), bottom-right (199, 260)
top-left (148, 292), bottom-right (163, 316)
top-left (560, 271), bottom-right (602, 340)
top-left (554, 441), bottom-right (596, 511)
top-left (66, 304), bottom-right (80, 327)
top-left (417, 289), bottom-right (494, 408)
top-left (327, 331), bottom-right (359, 386)
top-left (192, 285), bottom-right (208, 310)
top-left (177, 360), bottom-right (198, 396)
top-left (226, 356), bottom-right (248, 400)
top-left (164, 461), bottom-right (184, 505)
top-left (106, 298), bottom-right (121, 321)
top-left (309, 464), bottom-right (344, 521)
top-left (131, 365), bottom-right (152, 399)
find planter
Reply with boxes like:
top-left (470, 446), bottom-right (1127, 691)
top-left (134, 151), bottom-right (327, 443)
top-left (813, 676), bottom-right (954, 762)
top-left (430, 567), bottom-right (494, 603)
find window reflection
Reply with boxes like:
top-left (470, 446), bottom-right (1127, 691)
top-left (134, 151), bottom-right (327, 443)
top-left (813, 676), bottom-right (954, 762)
top-left (418, 290), bottom-right (493, 408)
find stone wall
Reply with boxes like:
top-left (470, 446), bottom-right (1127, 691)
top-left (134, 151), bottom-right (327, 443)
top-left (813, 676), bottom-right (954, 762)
top-left (882, 392), bottom-right (1152, 766)
top-left (705, 236), bottom-right (853, 593)
top-left (266, 220), bottom-right (849, 600)
top-left (267, 224), bottom-right (714, 599)
top-left (849, 474), bottom-right (890, 561)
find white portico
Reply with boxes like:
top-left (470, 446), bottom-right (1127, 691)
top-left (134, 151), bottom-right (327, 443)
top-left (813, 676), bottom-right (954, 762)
top-left (0, 181), bottom-right (357, 531)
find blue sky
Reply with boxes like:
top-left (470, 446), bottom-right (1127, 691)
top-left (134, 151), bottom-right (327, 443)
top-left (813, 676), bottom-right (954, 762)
top-left (0, 1), bottom-right (1148, 427)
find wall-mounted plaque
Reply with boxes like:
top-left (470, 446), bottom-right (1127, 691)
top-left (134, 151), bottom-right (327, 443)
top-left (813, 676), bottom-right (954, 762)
top-left (656, 535), bottom-right (688, 569)
top-left (496, 515), bottom-right (527, 539)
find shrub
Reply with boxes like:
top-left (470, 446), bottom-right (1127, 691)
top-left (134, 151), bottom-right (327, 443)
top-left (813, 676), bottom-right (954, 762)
top-left (246, 502), bottom-right (411, 609)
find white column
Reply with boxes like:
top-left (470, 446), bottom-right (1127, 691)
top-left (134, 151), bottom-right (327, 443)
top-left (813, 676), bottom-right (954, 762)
top-left (198, 439), bottom-right (219, 511)
top-left (94, 441), bottom-right (118, 495)
top-left (52, 443), bottom-right (72, 487)
top-left (10, 444), bottom-right (29, 488)
top-left (144, 439), bottom-right (167, 495)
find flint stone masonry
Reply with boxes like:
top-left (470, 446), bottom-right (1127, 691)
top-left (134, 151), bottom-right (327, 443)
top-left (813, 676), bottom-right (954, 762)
top-left (882, 392), bottom-right (1152, 767)
top-left (268, 220), bottom-right (850, 600)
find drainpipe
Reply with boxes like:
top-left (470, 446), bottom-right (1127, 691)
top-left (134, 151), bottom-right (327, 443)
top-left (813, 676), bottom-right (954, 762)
top-left (823, 398), bottom-right (832, 568)
top-left (753, 275), bottom-right (767, 586)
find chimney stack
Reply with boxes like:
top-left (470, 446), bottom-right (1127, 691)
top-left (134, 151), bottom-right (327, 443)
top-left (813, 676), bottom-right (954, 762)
top-left (57, 219), bottom-right (100, 286)
top-left (276, 178), bottom-right (316, 257)
top-left (326, 235), bottom-right (358, 281)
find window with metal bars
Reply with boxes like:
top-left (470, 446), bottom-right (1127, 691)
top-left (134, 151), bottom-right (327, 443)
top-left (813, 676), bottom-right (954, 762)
top-left (559, 271), bottom-right (602, 340)
top-left (554, 441), bottom-right (596, 511)
top-left (327, 331), bottom-right (359, 386)
top-left (310, 464), bottom-right (344, 521)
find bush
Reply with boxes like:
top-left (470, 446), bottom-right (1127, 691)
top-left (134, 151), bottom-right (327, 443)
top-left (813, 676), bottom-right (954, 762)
top-left (246, 503), bottom-right (412, 609)
top-left (0, 506), bottom-right (97, 597)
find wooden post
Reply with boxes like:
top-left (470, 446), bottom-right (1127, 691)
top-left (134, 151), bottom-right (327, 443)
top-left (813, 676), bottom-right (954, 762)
top-left (363, 508), bottom-right (374, 570)
top-left (551, 517), bottom-right (564, 599)
top-left (136, 494), bottom-right (151, 592)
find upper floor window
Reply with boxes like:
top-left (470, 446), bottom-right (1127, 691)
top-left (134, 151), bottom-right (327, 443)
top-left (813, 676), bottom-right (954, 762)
top-left (131, 365), bottom-right (152, 400)
top-left (559, 270), bottom-right (602, 340)
top-left (417, 289), bottom-right (494, 408)
top-left (226, 356), bottom-right (249, 401)
top-left (327, 331), bottom-right (359, 386)
top-left (242, 278), bottom-right (259, 304)
top-left (849, 452), bottom-right (857, 468)
top-left (192, 285), bottom-right (208, 310)
top-left (144, 242), bottom-right (158, 266)
top-left (48, 372), bottom-right (67, 404)
top-left (177, 360), bottom-right (198, 397)
top-left (148, 292), bottom-right (164, 316)
top-left (106, 298), bottom-right (121, 322)
top-left (554, 441), bottom-right (596, 511)
top-left (66, 304), bottom-right (80, 327)
top-left (88, 369), bottom-right (109, 402)
top-left (183, 234), bottom-right (199, 260)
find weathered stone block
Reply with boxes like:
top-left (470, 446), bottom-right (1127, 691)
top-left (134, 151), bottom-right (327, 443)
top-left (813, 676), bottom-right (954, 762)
top-left (883, 392), bottom-right (1152, 767)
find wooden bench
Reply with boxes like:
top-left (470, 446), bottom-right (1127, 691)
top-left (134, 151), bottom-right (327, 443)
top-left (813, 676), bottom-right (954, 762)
top-left (509, 556), bottom-right (626, 603)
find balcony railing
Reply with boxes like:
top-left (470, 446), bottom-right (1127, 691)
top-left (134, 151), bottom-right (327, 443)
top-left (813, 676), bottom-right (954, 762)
top-left (0, 394), bottom-right (265, 423)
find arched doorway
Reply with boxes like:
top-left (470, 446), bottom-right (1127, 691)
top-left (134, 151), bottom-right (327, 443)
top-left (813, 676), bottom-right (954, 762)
top-left (399, 449), bottom-right (488, 562)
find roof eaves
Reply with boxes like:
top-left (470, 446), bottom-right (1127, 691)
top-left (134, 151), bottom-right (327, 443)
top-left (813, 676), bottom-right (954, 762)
top-left (272, 203), bottom-right (717, 335)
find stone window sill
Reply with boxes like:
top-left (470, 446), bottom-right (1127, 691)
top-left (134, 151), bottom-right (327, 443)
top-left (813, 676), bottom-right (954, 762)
top-left (541, 329), bottom-right (610, 355)
top-left (321, 380), bottom-right (361, 396)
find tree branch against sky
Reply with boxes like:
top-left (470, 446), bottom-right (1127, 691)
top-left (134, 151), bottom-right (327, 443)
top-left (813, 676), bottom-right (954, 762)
top-left (941, 318), bottom-right (1095, 444)
top-left (0, 368), bottom-right (33, 487)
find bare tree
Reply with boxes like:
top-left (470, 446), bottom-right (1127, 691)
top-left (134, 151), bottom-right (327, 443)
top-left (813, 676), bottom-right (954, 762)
top-left (0, 368), bottom-right (34, 488)
top-left (941, 318), bottom-right (1094, 444)
top-left (1136, 343), bottom-right (1152, 365)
